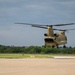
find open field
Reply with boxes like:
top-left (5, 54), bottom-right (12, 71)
top-left (0, 54), bottom-right (53, 58)
top-left (0, 54), bottom-right (75, 59)
top-left (0, 58), bottom-right (75, 75)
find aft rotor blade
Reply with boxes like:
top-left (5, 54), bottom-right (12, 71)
top-left (53, 28), bottom-right (75, 31)
top-left (53, 28), bottom-right (60, 30)
top-left (64, 29), bottom-right (75, 31)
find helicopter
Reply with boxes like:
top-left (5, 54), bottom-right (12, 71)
top-left (15, 22), bottom-right (75, 48)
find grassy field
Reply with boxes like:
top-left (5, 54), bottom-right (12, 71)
top-left (0, 54), bottom-right (53, 59)
top-left (0, 54), bottom-right (75, 59)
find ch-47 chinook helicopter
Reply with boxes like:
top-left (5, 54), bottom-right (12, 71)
top-left (15, 22), bottom-right (75, 48)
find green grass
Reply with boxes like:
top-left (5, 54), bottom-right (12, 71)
top-left (0, 54), bottom-right (53, 59)
top-left (0, 54), bottom-right (75, 59)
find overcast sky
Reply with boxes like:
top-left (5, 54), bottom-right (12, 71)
top-left (0, 0), bottom-right (75, 47)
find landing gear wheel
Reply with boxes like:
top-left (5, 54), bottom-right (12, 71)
top-left (52, 46), bottom-right (55, 48)
top-left (63, 45), bottom-right (66, 48)
top-left (57, 46), bottom-right (59, 48)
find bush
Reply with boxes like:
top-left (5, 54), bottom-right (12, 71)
top-left (0, 45), bottom-right (75, 54)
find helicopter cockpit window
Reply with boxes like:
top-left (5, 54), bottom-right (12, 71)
top-left (45, 38), bottom-right (54, 43)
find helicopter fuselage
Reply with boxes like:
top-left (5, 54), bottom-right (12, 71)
top-left (44, 26), bottom-right (67, 47)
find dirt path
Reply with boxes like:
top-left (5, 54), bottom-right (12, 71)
top-left (0, 58), bottom-right (75, 75)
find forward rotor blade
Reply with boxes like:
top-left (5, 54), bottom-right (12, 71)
top-left (32, 25), bottom-right (47, 29)
top-left (15, 22), bottom-right (48, 29)
top-left (52, 23), bottom-right (75, 26)
top-left (15, 22), bottom-right (75, 27)
top-left (15, 23), bottom-right (43, 26)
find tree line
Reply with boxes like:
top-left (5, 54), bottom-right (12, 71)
top-left (0, 45), bottom-right (75, 54)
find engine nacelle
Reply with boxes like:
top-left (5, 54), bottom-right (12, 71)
top-left (54, 33), bottom-right (59, 37)
top-left (44, 33), bottom-right (48, 36)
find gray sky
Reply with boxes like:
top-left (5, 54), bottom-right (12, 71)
top-left (0, 0), bottom-right (75, 47)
